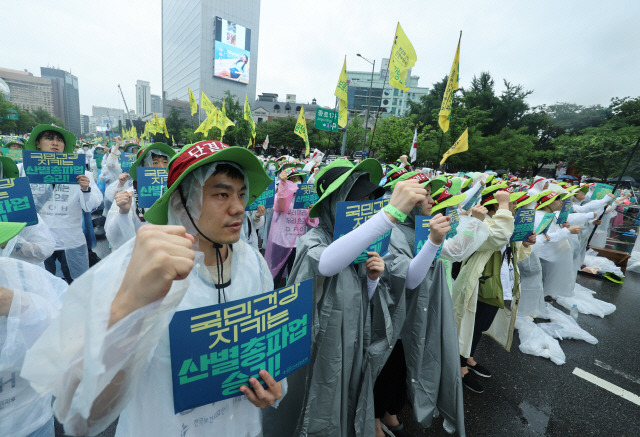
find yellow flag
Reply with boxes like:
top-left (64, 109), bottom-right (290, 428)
top-left (440, 128), bottom-right (468, 165)
top-left (188, 88), bottom-right (198, 116)
top-left (294, 107), bottom-right (310, 157)
top-left (337, 99), bottom-right (348, 128)
top-left (244, 95), bottom-right (256, 141)
top-left (334, 56), bottom-right (348, 101)
top-left (131, 125), bottom-right (137, 140)
top-left (438, 35), bottom-right (461, 133)
top-left (200, 91), bottom-right (215, 117)
top-left (163, 118), bottom-right (169, 137)
top-left (172, 134), bottom-right (175, 145)
top-left (388, 23), bottom-right (417, 92)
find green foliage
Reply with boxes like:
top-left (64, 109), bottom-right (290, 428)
top-left (0, 93), bottom-right (62, 134)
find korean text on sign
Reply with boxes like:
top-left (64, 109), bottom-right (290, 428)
top-left (120, 152), bottom-right (136, 172)
top-left (22, 150), bottom-right (85, 184)
top-left (169, 279), bottom-right (313, 413)
top-left (414, 215), bottom-right (443, 261)
top-left (334, 198), bottom-right (391, 264)
top-left (293, 184), bottom-right (319, 209)
top-left (246, 180), bottom-right (275, 211)
top-left (136, 167), bottom-right (168, 208)
top-left (0, 177), bottom-right (38, 226)
top-left (510, 209), bottom-right (535, 242)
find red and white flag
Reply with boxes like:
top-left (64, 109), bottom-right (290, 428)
top-left (409, 128), bottom-right (418, 163)
top-left (262, 134), bottom-right (269, 150)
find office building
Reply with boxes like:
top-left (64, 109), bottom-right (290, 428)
top-left (151, 94), bottom-right (163, 115)
top-left (347, 58), bottom-right (429, 118)
top-left (136, 80), bottom-right (151, 115)
top-left (41, 67), bottom-right (81, 135)
top-left (162, 0), bottom-right (260, 115)
top-left (0, 67), bottom-right (55, 117)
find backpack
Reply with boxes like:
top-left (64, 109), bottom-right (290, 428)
top-left (477, 250), bottom-right (505, 309)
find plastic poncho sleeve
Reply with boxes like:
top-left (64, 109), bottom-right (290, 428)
top-left (104, 189), bottom-right (143, 250)
top-left (572, 194), bottom-right (613, 213)
top-left (274, 179), bottom-right (297, 213)
top-left (21, 238), bottom-right (183, 436)
top-left (567, 212), bottom-right (594, 227)
top-left (440, 215), bottom-right (490, 262)
top-left (318, 210), bottom-right (395, 277)
top-left (10, 214), bottom-right (55, 264)
top-left (79, 171), bottom-right (104, 212)
top-left (98, 153), bottom-right (122, 185)
top-left (477, 209), bottom-right (514, 252)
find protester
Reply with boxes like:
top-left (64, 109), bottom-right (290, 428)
top-left (23, 140), bottom-right (286, 436)
top-left (24, 124), bottom-right (103, 283)
top-left (0, 222), bottom-right (67, 437)
top-left (243, 204), bottom-right (266, 251)
top-left (264, 167), bottom-right (319, 286)
top-left (104, 142), bottom-right (175, 250)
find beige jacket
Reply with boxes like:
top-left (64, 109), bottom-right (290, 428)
top-left (452, 209), bottom-right (531, 357)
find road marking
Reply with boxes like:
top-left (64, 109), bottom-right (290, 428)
top-left (594, 360), bottom-right (640, 386)
top-left (573, 367), bottom-right (640, 406)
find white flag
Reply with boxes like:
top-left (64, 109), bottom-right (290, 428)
top-left (262, 134), bottom-right (269, 150)
top-left (409, 128), bottom-right (418, 163)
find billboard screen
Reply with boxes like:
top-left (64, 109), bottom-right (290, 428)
top-left (213, 16), bottom-right (251, 85)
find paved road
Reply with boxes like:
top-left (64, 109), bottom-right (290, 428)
top-left (56, 235), bottom-right (640, 437)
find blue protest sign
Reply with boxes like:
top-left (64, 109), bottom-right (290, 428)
top-left (22, 150), bottom-right (86, 184)
top-left (246, 180), bottom-right (275, 211)
top-left (556, 199), bottom-right (573, 225)
top-left (334, 198), bottom-right (390, 264)
top-left (444, 207), bottom-right (461, 240)
top-left (511, 209), bottom-right (535, 242)
top-left (1, 148), bottom-right (22, 163)
top-left (536, 212), bottom-right (556, 235)
top-left (0, 177), bottom-right (38, 226)
top-left (120, 153), bottom-right (136, 173)
top-left (136, 167), bottom-right (168, 208)
top-left (293, 184), bottom-right (319, 209)
top-left (169, 279), bottom-right (313, 414)
top-left (414, 215), bottom-right (442, 260)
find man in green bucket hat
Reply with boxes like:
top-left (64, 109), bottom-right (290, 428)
top-left (23, 140), bottom-right (286, 437)
top-left (25, 124), bottom-right (103, 283)
top-left (104, 142), bottom-right (176, 250)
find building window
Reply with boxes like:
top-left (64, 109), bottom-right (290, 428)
top-left (394, 89), bottom-right (399, 96)
top-left (257, 117), bottom-right (263, 123)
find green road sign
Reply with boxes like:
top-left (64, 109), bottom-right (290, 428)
top-left (3, 109), bottom-right (18, 121)
top-left (315, 108), bottom-right (338, 132)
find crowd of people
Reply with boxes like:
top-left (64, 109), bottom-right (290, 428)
top-left (1, 123), bottom-right (638, 437)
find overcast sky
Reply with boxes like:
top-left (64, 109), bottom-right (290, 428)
top-left (3, 0), bottom-right (639, 115)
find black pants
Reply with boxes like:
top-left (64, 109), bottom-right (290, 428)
top-left (44, 250), bottom-right (73, 284)
top-left (374, 340), bottom-right (406, 418)
top-left (460, 300), bottom-right (499, 366)
top-left (273, 248), bottom-right (296, 287)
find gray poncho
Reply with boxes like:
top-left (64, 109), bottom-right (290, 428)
top-left (385, 208), bottom-right (466, 436)
top-left (263, 172), bottom-right (403, 437)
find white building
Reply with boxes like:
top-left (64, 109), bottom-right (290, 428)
top-left (136, 80), bottom-right (151, 116)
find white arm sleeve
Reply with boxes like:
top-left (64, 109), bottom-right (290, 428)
top-left (366, 276), bottom-right (380, 300)
top-left (79, 171), bottom-right (103, 212)
top-left (318, 209), bottom-right (395, 277)
top-left (405, 239), bottom-right (441, 289)
top-left (105, 198), bottom-right (139, 251)
top-left (567, 212), bottom-right (593, 226)
top-left (11, 214), bottom-right (55, 264)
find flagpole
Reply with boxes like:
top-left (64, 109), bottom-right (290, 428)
top-left (329, 96), bottom-right (339, 151)
top-left (586, 134), bottom-right (640, 246)
top-left (369, 23), bottom-right (398, 151)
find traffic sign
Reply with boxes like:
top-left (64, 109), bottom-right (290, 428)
top-left (315, 108), bottom-right (338, 132)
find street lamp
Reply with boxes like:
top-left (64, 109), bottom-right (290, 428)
top-left (357, 53), bottom-right (375, 152)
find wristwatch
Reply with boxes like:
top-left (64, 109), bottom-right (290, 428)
top-left (82, 186), bottom-right (91, 193)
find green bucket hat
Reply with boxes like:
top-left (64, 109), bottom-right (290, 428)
top-left (129, 143), bottom-right (176, 180)
top-left (5, 141), bottom-right (23, 149)
top-left (144, 140), bottom-right (272, 225)
top-left (483, 189), bottom-right (527, 206)
top-left (431, 188), bottom-right (467, 214)
top-left (124, 143), bottom-right (140, 153)
top-left (24, 124), bottom-right (76, 153)
top-left (0, 222), bottom-right (26, 245)
top-left (461, 177), bottom-right (473, 191)
top-left (283, 167), bottom-right (306, 181)
top-left (449, 177), bottom-right (463, 195)
top-left (480, 182), bottom-right (509, 206)
top-left (0, 156), bottom-right (19, 178)
top-left (309, 158), bottom-right (383, 219)
top-left (515, 193), bottom-right (539, 209)
top-left (385, 171), bottom-right (441, 191)
top-left (536, 191), bottom-right (562, 210)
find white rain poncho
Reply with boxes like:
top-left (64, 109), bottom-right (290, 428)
top-left (0, 257), bottom-right (66, 437)
top-left (22, 162), bottom-right (286, 437)
top-left (628, 234), bottom-right (640, 273)
top-left (0, 213), bottom-right (55, 265)
top-left (104, 149), bottom-right (171, 250)
top-left (98, 150), bottom-right (123, 186)
top-left (30, 172), bottom-right (103, 279)
top-left (532, 211), bottom-right (575, 298)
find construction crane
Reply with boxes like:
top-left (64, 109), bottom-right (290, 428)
top-left (117, 84), bottom-right (133, 128)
